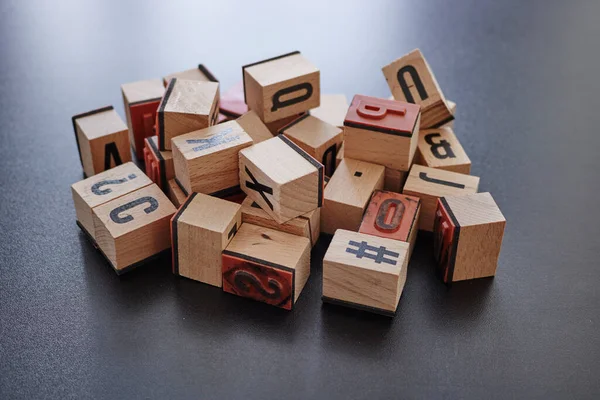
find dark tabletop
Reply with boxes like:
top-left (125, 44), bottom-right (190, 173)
top-left (1, 1), bottom-right (599, 398)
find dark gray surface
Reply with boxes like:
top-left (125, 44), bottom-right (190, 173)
top-left (1, 0), bottom-right (599, 398)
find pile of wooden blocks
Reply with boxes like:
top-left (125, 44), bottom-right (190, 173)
top-left (71, 49), bottom-right (506, 316)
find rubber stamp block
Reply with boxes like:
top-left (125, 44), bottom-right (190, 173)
top-left (384, 168), bottom-right (408, 193)
top-left (321, 158), bottom-right (385, 235)
top-left (243, 51), bottom-right (320, 123)
top-left (403, 165), bottom-right (479, 231)
top-left (279, 114), bottom-right (343, 178)
top-left (222, 223), bottom-right (311, 310)
top-left (344, 94), bottom-right (421, 171)
top-left (444, 100), bottom-right (456, 128)
top-left (264, 112), bottom-right (306, 135)
top-left (172, 120), bottom-right (253, 195)
top-left (163, 64), bottom-right (218, 87)
top-left (322, 229), bottom-right (409, 316)
top-left (434, 192), bottom-right (506, 283)
top-left (382, 49), bottom-right (453, 129)
top-left (156, 78), bottom-right (220, 150)
top-left (240, 197), bottom-right (320, 246)
top-left (336, 142), bottom-right (344, 168)
top-left (236, 110), bottom-right (273, 144)
top-left (72, 162), bottom-right (152, 242)
top-left (72, 106), bottom-right (131, 177)
top-left (359, 190), bottom-right (420, 257)
top-left (310, 94), bottom-right (348, 128)
top-left (171, 192), bottom-right (241, 287)
top-left (220, 81), bottom-right (248, 119)
top-left (121, 79), bottom-right (165, 160)
top-left (167, 179), bottom-right (187, 208)
top-left (239, 135), bottom-right (324, 224)
top-left (143, 136), bottom-right (174, 191)
top-left (415, 127), bottom-right (471, 174)
top-left (92, 184), bottom-right (176, 274)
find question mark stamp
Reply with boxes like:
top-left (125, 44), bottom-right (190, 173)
top-left (91, 174), bottom-right (137, 195)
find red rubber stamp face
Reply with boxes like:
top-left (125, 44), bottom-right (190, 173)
top-left (143, 141), bottom-right (162, 188)
top-left (344, 94), bottom-right (421, 135)
top-left (433, 199), bottom-right (458, 283)
top-left (129, 99), bottom-right (160, 159)
top-left (222, 254), bottom-right (294, 310)
top-left (359, 191), bottom-right (420, 242)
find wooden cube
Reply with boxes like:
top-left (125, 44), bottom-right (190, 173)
top-left (310, 94), bottom-right (348, 128)
top-left (359, 190), bottom-right (420, 257)
top-left (171, 192), bottom-right (241, 287)
top-left (336, 142), bottom-right (344, 168)
top-left (344, 95), bottom-right (420, 171)
top-left (415, 127), bottom-right (471, 174)
top-left (443, 100), bottom-right (457, 128)
top-left (156, 78), bottom-right (220, 150)
top-left (382, 49), bottom-right (453, 129)
top-left (143, 136), bottom-right (174, 191)
top-left (241, 197), bottom-right (320, 246)
top-left (321, 158), bottom-right (385, 235)
top-left (72, 106), bottom-right (131, 177)
top-left (403, 165), bottom-right (479, 231)
top-left (92, 184), bottom-right (176, 274)
top-left (72, 162), bottom-right (153, 242)
top-left (222, 223), bottom-right (311, 310)
top-left (243, 51), bottom-right (320, 123)
top-left (163, 64), bottom-right (218, 87)
top-left (121, 79), bottom-right (165, 160)
top-left (239, 135), bottom-right (324, 224)
top-left (236, 110), bottom-right (273, 144)
top-left (264, 112), bottom-right (306, 135)
top-left (322, 229), bottom-right (409, 316)
top-left (167, 179), bottom-right (187, 208)
top-left (220, 81), bottom-right (248, 119)
top-left (279, 114), bottom-right (343, 177)
top-left (172, 119), bottom-right (253, 195)
top-left (384, 168), bottom-right (408, 192)
top-left (434, 192), bottom-right (506, 283)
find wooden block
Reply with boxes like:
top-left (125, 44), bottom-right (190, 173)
top-left (402, 165), bottom-right (479, 231)
top-left (310, 94), bottom-right (348, 127)
top-left (171, 192), bottom-right (241, 287)
top-left (121, 79), bottom-right (165, 160)
top-left (167, 179), bottom-right (187, 208)
top-left (143, 136), bottom-right (174, 191)
top-left (359, 190), bottom-right (420, 258)
top-left (72, 106), bottom-right (131, 177)
top-left (172, 120), bottom-right (253, 195)
top-left (322, 229), bottom-right (409, 316)
top-left (222, 223), bottom-right (311, 310)
top-left (344, 94), bottom-right (420, 171)
top-left (163, 64), bottom-right (218, 87)
top-left (279, 114), bottom-right (343, 177)
top-left (336, 142), bottom-right (344, 168)
top-left (415, 127), bottom-right (471, 174)
top-left (156, 78), bottom-right (220, 151)
top-left (384, 168), bottom-right (408, 193)
top-left (92, 184), bottom-right (176, 274)
top-left (236, 110), bottom-right (273, 144)
top-left (240, 197), bottom-right (320, 246)
top-left (443, 100), bottom-right (457, 128)
top-left (434, 192), bottom-right (506, 283)
top-left (243, 51), bottom-right (320, 123)
top-left (239, 135), bottom-right (324, 224)
top-left (321, 158), bottom-right (385, 235)
top-left (72, 162), bottom-right (153, 241)
top-left (382, 49), bottom-right (453, 129)
top-left (220, 81), bottom-right (248, 119)
top-left (264, 112), bottom-right (306, 135)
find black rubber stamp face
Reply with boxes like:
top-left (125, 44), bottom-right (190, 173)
top-left (186, 127), bottom-right (238, 152)
top-left (425, 133), bottom-right (455, 159)
top-left (91, 174), bottom-right (137, 196)
top-left (104, 142), bottom-right (124, 170)
top-left (346, 240), bottom-right (400, 265)
top-left (244, 166), bottom-right (274, 210)
top-left (109, 196), bottom-right (159, 224)
top-left (419, 172), bottom-right (465, 189)
top-left (397, 65), bottom-right (428, 104)
top-left (271, 82), bottom-right (313, 112)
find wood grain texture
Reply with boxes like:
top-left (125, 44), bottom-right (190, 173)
top-left (144, 136), bottom-right (174, 190)
top-left (384, 168), bottom-right (408, 192)
top-left (321, 158), bottom-right (385, 235)
top-left (236, 110), bottom-right (273, 144)
top-left (163, 64), bottom-right (216, 86)
top-left (264, 113), bottom-right (306, 135)
top-left (415, 127), bottom-right (471, 174)
top-left (167, 179), bottom-right (187, 208)
top-left (403, 164), bottom-right (479, 231)
top-left (310, 94), bottom-right (348, 127)
top-left (322, 229), bottom-right (409, 315)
